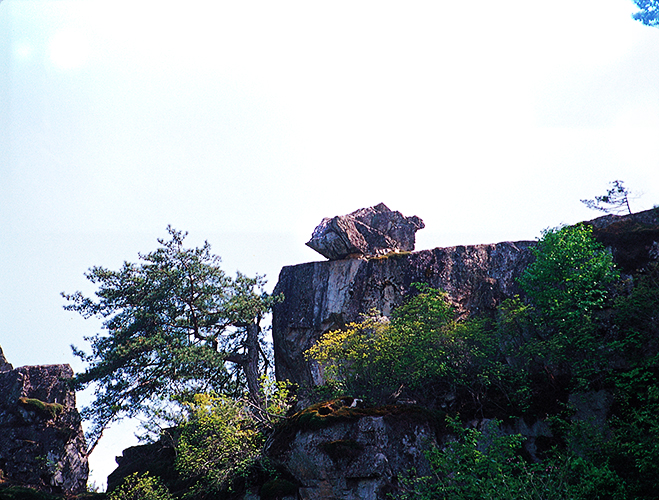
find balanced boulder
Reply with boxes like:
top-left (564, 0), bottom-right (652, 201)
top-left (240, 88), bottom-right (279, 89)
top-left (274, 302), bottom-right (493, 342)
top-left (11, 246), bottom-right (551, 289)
top-left (306, 203), bottom-right (424, 260)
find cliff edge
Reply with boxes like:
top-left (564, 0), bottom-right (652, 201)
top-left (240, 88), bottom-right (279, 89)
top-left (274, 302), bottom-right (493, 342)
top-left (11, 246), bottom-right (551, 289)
top-left (273, 208), bottom-right (659, 389)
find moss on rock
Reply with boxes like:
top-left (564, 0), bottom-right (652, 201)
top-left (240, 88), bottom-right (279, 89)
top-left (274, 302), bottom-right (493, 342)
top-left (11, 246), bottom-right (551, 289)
top-left (18, 398), bottom-right (64, 419)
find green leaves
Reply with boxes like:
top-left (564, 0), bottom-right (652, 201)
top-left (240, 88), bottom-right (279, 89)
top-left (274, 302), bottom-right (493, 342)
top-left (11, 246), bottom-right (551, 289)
top-left (63, 227), bottom-right (277, 452)
top-left (306, 285), bottom-right (502, 406)
top-left (175, 394), bottom-right (263, 494)
top-left (108, 473), bottom-right (173, 500)
top-left (515, 224), bottom-right (619, 387)
top-left (403, 418), bottom-right (627, 500)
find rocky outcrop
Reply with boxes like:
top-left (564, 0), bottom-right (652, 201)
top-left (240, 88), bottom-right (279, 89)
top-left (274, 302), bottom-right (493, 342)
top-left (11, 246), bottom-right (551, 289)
top-left (106, 400), bottom-right (437, 500)
top-left (0, 362), bottom-right (88, 495)
top-left (266, 399), bottom-right (437, 500)
top-left (0, 346), bottom-right (12, 372)
top-left (306, 203), bottom-right (424, 260)
top-left (273, 208), bottom-right (659, 389)
top-left (273, 240), bottom-right (534, 387)
top-left (589, 208), bottom-right (659, 272)
top-left (107, 431), bottom-right (181, 494)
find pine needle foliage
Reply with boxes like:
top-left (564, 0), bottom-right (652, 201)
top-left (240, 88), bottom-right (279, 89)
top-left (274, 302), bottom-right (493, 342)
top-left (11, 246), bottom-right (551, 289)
top-left (63, 227), bottom-right (279, 453)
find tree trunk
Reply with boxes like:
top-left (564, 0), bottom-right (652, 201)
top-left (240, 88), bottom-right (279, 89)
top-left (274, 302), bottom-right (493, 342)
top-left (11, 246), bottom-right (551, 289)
top-left (244, 321), bottom-right (262, 406)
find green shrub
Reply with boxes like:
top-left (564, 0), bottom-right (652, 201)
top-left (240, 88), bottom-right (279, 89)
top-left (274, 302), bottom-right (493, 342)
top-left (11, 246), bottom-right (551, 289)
top-left (400, 418), bottom-right (626, 500)
top-left (607, 367), bottom-right (659, 499)
top-left (108, 472), bottom-right (172, 500)
top-left (306, 286), bottom-right (481, 403)
top-left (175, 394), bottom-right (263, 494)
top-left (516, 224), bottom-right (620, 387)
top-left (307, 284), bottom-right (520, 410)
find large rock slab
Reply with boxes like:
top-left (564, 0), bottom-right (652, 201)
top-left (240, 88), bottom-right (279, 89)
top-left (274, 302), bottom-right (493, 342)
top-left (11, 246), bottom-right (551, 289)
top-left (306, 203), bottom-right (424, 260)
top-left (0, 363), bottom-right (88, 494)
top-left (274, 209), bottom-right (659, 389)
top-left (273, 240), bottom-right (534, 387)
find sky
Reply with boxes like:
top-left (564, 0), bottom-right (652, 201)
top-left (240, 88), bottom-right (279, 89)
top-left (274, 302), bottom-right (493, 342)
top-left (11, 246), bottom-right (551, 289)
top-left (1, 0), bottom-right (658, 490)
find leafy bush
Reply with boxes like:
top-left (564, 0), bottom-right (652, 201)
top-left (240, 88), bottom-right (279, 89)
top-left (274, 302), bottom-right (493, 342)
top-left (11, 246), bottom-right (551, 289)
top-left (614, 262), bottom-right (659, 366)
top-left (606, 367), bottom-right (659, 499)
top-left (108, 472), bottom-right (172, 500)
top-left (399, 418), bottom-right (626, 500)
top-left (307, 286), bottom-right (488, 404)
top-left (175, 394), bottom-right (264, 495)
top-left (515, 224), bottom-right (620, 387)
top-left (307, 284), bottom-right (526, 411)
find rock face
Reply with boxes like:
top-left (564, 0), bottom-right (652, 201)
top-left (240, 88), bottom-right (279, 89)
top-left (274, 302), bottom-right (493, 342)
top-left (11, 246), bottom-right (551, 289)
top-left (0, 346), bottom-right (12, 372)
top-left (273, 240), bottom-right (534, 387)
top-left (107, 432), bottom-right (180, 493)
top-left (267, 400), bottom-right (436, 500)
top-left (274, 208), bottom-right (659, 388)
top-left (0, 362), bottom-right (88, 494)
top-left (106, 401), bottom-right (437, 500)
top-left (589, 208), bottom-right (659, 272)
top-left (306, 203), bottom-right (424, 260)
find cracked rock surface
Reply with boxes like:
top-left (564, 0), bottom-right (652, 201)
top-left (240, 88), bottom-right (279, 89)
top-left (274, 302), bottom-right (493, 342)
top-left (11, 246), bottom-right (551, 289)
top-left (306, 203), bottom-right (424, 260)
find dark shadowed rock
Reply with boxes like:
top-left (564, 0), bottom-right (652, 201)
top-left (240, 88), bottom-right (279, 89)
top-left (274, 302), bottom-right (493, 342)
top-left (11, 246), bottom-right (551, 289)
top-left (587, 208), bottom-right (659, 272)
top-left (106, 430), bottom-right (185, 494)
top-left (0, 363), bottom-right (88, 495)
top-left (306, 203), bottom-right (425, 260)
top-left (267, 399), bottom-right (437, 500)
top-left (0, 345), bottom-right (12, 372)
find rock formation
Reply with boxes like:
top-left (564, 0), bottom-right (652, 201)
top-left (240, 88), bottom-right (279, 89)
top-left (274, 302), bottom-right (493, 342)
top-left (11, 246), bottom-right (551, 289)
top-left (0, 360), bottom-right (88, 495)
top-left (306, 203), bottom-right (424, 260)
top-left (106, 399), bottom-right (438, 500)
top-left (106, 207), bottom-right (659, 499)
top-left (273, 207), bottom-right (659, 389)
top-left (266, 399), bottom-right (437, 500)
top-left (107, 432), bottom-right (180, 493)
top-left (0, 346), bottom-right (12, 372)
top-left (274, 239), bottom-right (534, 387)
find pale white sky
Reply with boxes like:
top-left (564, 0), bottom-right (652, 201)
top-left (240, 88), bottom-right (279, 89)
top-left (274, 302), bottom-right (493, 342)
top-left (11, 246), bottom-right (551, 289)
top-left (1, 0), bottom-right (658, 489)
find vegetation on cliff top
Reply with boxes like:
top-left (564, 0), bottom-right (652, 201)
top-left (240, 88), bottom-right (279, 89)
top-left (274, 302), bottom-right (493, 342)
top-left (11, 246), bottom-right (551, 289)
top-left (308, 223), bottom-right (659, 499)
top-left (66, 216), bottom-right (659, 499)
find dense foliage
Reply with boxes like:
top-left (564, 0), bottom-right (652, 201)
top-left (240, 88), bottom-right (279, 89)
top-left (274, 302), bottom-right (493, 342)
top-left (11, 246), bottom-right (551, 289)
top-left (400, 418), bottom-right (626, 500)
top-left (307, 281), bottom-right (528, 413)
top-left (306, 285), bottom-right (503, 407)
top-left (632, 0), bottom-right (659, 27)
top-left (107, 473), bottom-right (172, 500)
top-left (64, 227), bottom-right (279, 451)
top-left (175, 378), bottom-right (293, 496)
top-left (308, 224), bottom-right (659, 498)
top-left (515, 224), bottom-right (620, 388)
top-left (175, 394), bottom-right (263, 496)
